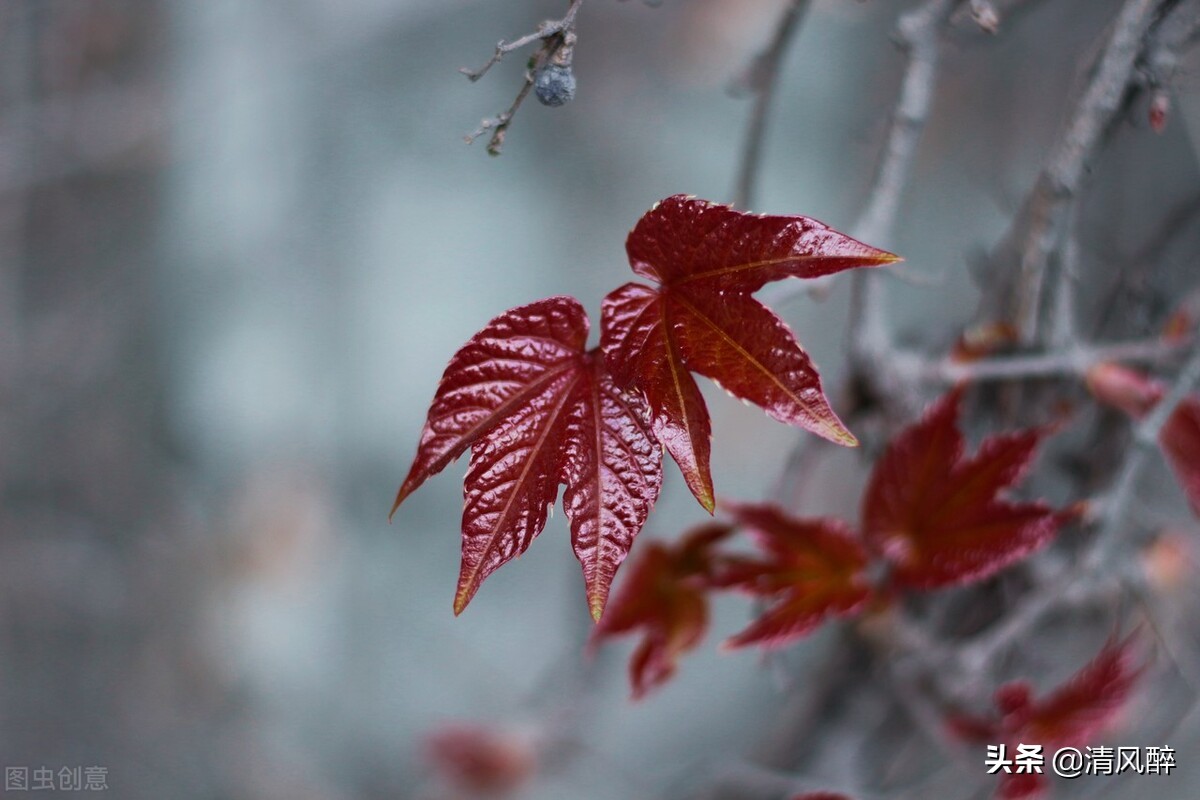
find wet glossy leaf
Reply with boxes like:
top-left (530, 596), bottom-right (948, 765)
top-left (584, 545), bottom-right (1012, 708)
top-left (602, 195), bottom-right (898, 511)
top-left (861, 390), bottom-right (1064, 589)
top-left (393, 297), bottom-right (661, 618)
top-left (717, 503), bottom-right (872, 649)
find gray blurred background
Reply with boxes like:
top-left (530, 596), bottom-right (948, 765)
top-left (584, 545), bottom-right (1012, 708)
top-left (1, 1), bottom-right (1198, 798)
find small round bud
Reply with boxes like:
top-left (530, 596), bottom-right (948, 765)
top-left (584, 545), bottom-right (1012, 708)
top-left (534, 65), bottom-right (576, 107)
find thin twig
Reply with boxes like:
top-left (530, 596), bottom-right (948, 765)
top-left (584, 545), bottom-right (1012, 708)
top-left (847, 0), bottom-right (963, 414)
top-left (462, 0), bottom-right (583, 156)
top-left (931, 336), bottom-right (1189, 383)
top-left (460, 0), bottom-right (584, 81)
top-left (1008, 0), bottom-right (1162, 342)
top-left (465, 69), bottom-right (542, 157)
top-left (760, 0), bottom-right (962, 314)
top-left (1090, 342), bottom-right (1200, 556)
top-left (732, 0), bottom-right (813, 210)
top-left (1048, 203), bottom-right (1083, 349)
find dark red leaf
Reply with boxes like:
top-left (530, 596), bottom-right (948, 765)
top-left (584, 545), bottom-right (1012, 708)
top-left (393, 297), bottom-right (661, 618)
top-left (603, 196), bottom-right (898, 511)
top-left (1017, 635), bottom-right (1142, 746)
top-left (717, 504), bottom-right (872, 649)
top-left (625, 194), bottom-right (898, 292)
top-left (861, 390), bottom-right (1064, 589)
top-left (1162, 397), bottom-right (1200, 517)
top-left (951, 635), bottom-right (1142, 800)
top-left (592, 522), bottom-right (734, 699)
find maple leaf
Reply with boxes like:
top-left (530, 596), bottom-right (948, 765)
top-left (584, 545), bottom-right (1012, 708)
top-left (861, 389), bottom-right (1064, 589)
top-left (715, 503), bottom-right (873, 649)
top-left (592, 521), bottom-right (733, 699)
top-left (951, 635), bottom-right (1142, 799)
top-left (392, 296), bottom-right (661, 619)
top-left (1087, 362), bottom-right (1200, 517)
top-left (601, 195), bottom-right (899, 512)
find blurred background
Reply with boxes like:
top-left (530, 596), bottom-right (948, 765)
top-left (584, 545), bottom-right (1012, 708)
top-left (1, 0), bottom-right (1198, 798)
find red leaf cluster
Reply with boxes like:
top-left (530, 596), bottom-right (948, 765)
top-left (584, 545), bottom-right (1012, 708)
top-left (393, 197), bottom-right (894, 618)
top-left (1087, 362), bottom-right (1200, 517)
top-left (950, 635), bottom-right (1142, 799)
top-left (596, 389), bottom-right (1071, 696)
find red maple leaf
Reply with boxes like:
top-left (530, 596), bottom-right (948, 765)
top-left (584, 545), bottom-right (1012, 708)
top-left (391, 296), bottom-right (661, 619)
top-left (592, 521), bottom-right (734, 699)
top-left (861, 389), bottom-right (1064, 589)
top-left (951, 635), bottom-right (1142, 799)
top-left (601, 195), bottom-right (899, 512)
top-left (1087, 362), bottom-right (1200, 517)
top-left (715, 503), bottom-right (873, 649)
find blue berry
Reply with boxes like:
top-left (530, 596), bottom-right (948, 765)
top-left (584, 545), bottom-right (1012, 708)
top-left (534, 65), bottom-right (576, 107)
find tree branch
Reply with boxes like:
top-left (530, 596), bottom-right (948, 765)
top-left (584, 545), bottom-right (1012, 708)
top-left (951, 343), bottom-right (1200, 683)
top-left (460, 0), bottom-right (584, 82)
top-left (930, 335), bottom-right (1189, 384)
top-left (732, 0), bottom-right (813, 211)
top-left (846, 0), bottom-right (963, 413)
top-left (1007, 0), bottom-right (1163, 342)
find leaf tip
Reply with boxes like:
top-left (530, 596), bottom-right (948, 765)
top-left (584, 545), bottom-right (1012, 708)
top-left (390, 478), bottom-right (417, 521)
top-left (589, 597), bottom-right (605, 623)
top-left (453, 583), bottom-right (475, 616)
top-left (717, 636), bottom-right (744, 653)
top-left (821, 422), bottom-right (858, 448)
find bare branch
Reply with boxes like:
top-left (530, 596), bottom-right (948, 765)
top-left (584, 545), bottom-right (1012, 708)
top-left (930, 336), bottom-right (1189, 384)
top-left (1007, 0), bottom-right (1163, 342)
top-left (845, 0), bottom-right (963, 415)
top-left (732, 1), bottom-right (813, 211)
top-left (460, 0), bottom-right (584, 82)
top-left (465, 69), bottom-right (542, 157)
top-left (952, 343), bottom-right (1200, 680)
top-left (760, 0), bottom-right (964, 316)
